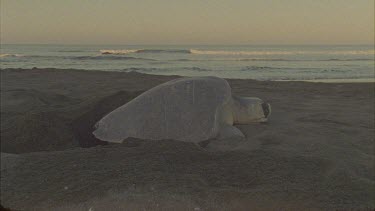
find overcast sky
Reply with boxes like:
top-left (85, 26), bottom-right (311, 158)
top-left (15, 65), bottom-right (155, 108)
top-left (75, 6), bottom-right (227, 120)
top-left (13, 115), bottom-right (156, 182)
top-left (1, 0), bottom-right (374, 45)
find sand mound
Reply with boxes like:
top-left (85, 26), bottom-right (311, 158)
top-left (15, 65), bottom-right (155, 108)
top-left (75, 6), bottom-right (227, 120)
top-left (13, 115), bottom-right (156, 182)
top-left (1, 88), bottom-right (78, 113)
top-left (1, 88), bottom-right (143, 153)
top-left (1, 112), bottom-right (75, 153)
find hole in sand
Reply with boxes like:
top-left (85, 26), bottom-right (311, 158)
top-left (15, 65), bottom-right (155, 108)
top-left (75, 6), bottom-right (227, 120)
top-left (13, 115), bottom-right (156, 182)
top-left (72, 90), bottom-right (144, 148)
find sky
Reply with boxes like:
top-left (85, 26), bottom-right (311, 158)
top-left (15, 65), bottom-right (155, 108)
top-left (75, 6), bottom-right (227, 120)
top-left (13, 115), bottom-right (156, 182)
top-left (1, 0), bottom-right (374, 45)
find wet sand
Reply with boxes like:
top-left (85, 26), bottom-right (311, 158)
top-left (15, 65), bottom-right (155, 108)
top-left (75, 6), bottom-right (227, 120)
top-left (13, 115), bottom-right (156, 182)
top-left (1, 68), bottom-right (374, 210)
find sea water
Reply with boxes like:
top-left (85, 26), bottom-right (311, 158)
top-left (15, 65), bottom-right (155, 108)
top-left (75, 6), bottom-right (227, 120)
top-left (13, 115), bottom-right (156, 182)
top-left (1, 44), bottom-right (374, 81)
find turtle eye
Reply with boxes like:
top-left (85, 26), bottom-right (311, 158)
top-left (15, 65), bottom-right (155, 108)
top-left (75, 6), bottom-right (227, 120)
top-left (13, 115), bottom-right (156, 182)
top-left (262, 103), bottom-right (270, 118)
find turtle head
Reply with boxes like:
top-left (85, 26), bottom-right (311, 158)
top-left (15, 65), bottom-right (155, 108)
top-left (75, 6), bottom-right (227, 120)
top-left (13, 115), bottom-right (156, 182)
top-left (232, 96), bottom-right (271, 124)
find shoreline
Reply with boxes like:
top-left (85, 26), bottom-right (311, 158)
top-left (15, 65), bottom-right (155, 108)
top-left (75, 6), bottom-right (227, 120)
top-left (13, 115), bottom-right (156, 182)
top-left (1, 67), bottom-right (374, 84)
top-left (277, 78), bottom-right (375, 83)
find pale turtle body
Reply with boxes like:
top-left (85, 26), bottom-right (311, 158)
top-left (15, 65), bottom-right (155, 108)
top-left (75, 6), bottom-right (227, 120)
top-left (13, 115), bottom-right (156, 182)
top-left (93, 77), bottom-right (270, 143)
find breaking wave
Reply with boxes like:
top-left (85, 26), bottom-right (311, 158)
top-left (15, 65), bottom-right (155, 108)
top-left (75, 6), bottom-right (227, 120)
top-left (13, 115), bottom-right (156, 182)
top-left (100, 49), bottom-right (141, 54)
top-left (71, 55), bottom-right (155, 61)
top-left (189, 49), bottom-right (375, 55)
top-left (100, 49), bottom-right (190, 54)
top-left (100, 49), bottom-right (375, 56)
top-left (174, 58), bottom-right (373, 62)
top-left (240, 66), bottom-right (351, 72)
top-left (0, 54), bottom-right (23, 58)
top-left (121, 66), bottom-right (212, 73)
top-left (57, 50), bottom-right (87, 52)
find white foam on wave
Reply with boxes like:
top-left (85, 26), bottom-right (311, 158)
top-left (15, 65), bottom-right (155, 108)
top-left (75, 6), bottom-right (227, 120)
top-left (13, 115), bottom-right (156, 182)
top-left (100, 49), bottom-right (191, 54)
top-left (280, 78), bottom-right (375, 83)
top-left (100, 49), bottom-right (142, 54)
top-left (0, 53), bottom-right (23, 58)
top-left (327, 50), bottom-right (375, 55)
top-left (100, 49), bottom-right (375, 56)
top-left (189, 49), bottom-right (375, 56)
top-left (189, 49), bottom-right (295, 55)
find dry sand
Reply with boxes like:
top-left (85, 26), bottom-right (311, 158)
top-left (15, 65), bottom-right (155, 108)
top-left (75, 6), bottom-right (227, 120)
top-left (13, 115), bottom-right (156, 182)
top-left (1, 68), bottom-right (374, 210)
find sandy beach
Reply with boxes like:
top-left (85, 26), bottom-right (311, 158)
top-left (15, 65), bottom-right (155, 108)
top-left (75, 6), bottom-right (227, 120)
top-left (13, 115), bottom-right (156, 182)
top-left (1, 68), bottom-right (374, 210)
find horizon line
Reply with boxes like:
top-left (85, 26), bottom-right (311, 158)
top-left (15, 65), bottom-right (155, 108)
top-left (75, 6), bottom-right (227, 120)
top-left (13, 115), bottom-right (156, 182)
top-left (1, 43), bottom-right (374, 46)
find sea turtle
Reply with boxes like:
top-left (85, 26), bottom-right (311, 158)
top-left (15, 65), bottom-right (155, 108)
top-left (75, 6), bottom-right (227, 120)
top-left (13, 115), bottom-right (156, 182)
top-left (93, 77), bottom-right (271, 144)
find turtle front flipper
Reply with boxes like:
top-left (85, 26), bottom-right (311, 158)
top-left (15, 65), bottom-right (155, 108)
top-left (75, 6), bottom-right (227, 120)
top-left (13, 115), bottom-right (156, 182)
top-left (217, 125), bottom-right (245, 140)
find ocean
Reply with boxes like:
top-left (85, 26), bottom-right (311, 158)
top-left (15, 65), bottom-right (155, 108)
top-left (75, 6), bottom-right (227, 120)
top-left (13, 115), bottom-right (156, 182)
top-left (1, 44), bottom-right (374, 81)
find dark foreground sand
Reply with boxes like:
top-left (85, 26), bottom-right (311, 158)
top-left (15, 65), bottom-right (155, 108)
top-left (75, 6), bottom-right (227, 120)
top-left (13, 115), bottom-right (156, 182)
top-left (1, 68), bottom-right (374, 210)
